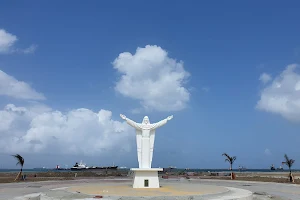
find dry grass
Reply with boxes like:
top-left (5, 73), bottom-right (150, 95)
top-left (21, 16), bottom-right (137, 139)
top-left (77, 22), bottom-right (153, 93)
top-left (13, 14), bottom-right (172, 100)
top-left (199, 176), bottom-right (300, 184)
top-left (0, 171), bottom-right (299, 185)
top-left (0, 170), bottom-right (126, 183)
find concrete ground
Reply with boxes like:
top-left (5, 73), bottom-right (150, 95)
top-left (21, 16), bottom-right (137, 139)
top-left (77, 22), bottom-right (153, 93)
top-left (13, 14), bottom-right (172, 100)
top-left (68, 181), bottom-right (228, 196)
top-left (198, 179), bottom-right (300, 200)
top-left (0, 178), bottom-right (298, 200)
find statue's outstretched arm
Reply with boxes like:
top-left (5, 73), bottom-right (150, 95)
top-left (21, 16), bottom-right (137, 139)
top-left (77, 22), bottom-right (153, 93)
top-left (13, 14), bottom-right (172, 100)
top-left (120, 114), bottom-right (142, 130)
top-left (150, 115), bottom-right (173, 130)
top-left (126, 118), bottom-right (142, 130)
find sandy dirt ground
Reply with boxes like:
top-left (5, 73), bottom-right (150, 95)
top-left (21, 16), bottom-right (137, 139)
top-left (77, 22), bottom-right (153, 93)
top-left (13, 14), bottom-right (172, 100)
top-left (0, 178), bottom-right (299, 200)
top-left (0, 170), bottom-right (299, 184)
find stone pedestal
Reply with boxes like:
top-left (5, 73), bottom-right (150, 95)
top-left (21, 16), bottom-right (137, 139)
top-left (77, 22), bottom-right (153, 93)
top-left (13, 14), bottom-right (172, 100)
top-left (131, 168), bottom-right (163, 188)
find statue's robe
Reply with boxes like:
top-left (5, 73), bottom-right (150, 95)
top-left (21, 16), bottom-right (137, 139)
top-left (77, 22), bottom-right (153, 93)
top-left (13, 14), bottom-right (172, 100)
top-left (125, 118), bottom-right (168, 168)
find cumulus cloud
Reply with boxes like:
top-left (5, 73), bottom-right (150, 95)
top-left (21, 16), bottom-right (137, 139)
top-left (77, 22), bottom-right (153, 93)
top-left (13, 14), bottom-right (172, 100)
top-left (0, 29), bottom-right (36, 54)
top-left (201, 86), bottom-right (210, 92)
top-left (113, 45), bottom-right (190, 112)
top-left (130, 108), bottom-right (142, 114)
top-left (0, 70), bottom-right (45, 100)
top-left (0, 103), bottom-right (50, 132)
top-left (23, 44), bottom-right (38, 54)
top-left (259, 73), bottom-right (272, 84)
top-left (0, 69), bottom-right (134, 155)
top-left (0, 104), bottom-right (134, 155)
top-left (256, 64), bottom-right (300, 122)
top-left (0, 29), bottom-right (17, 53)
top-left (264, 148), bottom-right (272, 156)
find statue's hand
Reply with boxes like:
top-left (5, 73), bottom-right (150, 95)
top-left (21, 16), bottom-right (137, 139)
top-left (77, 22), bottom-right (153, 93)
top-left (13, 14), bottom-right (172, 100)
top-left (120, 114), bottom-right (126, 120)
top-left (167, 115), bottom-right (173, 120)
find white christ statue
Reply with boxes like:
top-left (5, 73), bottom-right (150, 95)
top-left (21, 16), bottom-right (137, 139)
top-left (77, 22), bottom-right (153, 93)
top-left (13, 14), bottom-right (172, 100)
top-left (120, 114), bottom-right (173, 169)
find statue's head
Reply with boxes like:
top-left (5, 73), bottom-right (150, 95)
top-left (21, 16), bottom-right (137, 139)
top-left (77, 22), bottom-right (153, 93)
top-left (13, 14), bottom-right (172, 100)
top-left (142, 116), bottom-right (150, 124)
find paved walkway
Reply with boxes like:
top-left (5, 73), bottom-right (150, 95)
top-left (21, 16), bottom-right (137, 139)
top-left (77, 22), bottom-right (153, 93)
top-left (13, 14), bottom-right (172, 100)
top-left (0, 178), bottom-right (298, 200)
top-left (68, 182), bottom-right (227, 196)
top-left (196, 179), bottom-right (300, 200)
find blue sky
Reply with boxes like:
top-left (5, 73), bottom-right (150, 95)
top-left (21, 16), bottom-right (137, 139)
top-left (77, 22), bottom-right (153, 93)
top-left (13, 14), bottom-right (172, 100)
top-left (0, 1), bottom-right (300, 169)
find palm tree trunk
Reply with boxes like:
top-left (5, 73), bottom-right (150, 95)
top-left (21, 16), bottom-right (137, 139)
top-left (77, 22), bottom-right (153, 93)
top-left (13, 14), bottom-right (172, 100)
top-left (14, 167), bottom-right (23, 181)
top-left (289, 168), bottom-right (294, 183)
top-left (14, 172), bottom-right (20, 181)
top-left (14, 171), bottom-right (21, 181)
top-left (230, 164), bottom-right (233, 180)
top-left (21, 167), bottom-right (23, 180)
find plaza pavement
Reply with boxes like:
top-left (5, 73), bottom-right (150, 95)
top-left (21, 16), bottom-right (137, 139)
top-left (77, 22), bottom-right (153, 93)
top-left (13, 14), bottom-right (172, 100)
top-left (0, 178), bottom-right (298, 200)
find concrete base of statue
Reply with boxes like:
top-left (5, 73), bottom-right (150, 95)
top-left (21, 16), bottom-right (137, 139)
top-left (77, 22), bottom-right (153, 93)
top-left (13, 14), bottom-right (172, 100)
top-left (131, 168), bottom-right (163, 188)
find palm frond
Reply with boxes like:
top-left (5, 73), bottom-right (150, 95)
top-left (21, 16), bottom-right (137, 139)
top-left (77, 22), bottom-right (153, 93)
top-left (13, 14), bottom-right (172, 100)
top-left (232, 156), bottom-right (237, 163)
top-left (12, 154), bottom-right (24, 167)
top-left (283, 154), bottom-right (294, 169)
top-left (284, 154), bottom-right (290, 163)
top-left (291, 159), bottom-right (295, 165)
top-left (222, 153), bottom-right (230, 160)
top-left (222, 153), bottom-right (236, 164)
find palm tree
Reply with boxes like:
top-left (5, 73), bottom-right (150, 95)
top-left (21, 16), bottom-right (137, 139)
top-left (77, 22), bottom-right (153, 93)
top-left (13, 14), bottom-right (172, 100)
top-left (222, 153), bottom-right (236, 180)
top-left (282, 154), bottom-right (295, 183)
top-left (12, 154), bottom-right (24, 181)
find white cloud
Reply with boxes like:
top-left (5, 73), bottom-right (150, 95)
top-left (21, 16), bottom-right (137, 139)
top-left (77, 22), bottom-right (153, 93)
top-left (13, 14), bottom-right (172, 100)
top-left (0, 69), bottom-right (134, 155)
top-left (0, 103), bottom-right (51, 137)
top-left (0, 29), bottom-right (36, 54)
top-left (113, 45), bottom-right (190, 112)
top-left (0, 104), bottom-right (134, 155)
top-left (256, 64), bottom-right (300, 122)
top-left (0, 29), bottom-right (17, 53)
top-left (201, 86), bottom-right (210, 92)
top-left (259, 73), bottom-right (272, 84)
top-left (0, 70), bottom-right (45, 100)
top-left (264, 148), bottom-right (272, 156)
top-left (23, 44), bottom-right (38, 54)
top-left (130, 108), bottom-right (142, 114)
